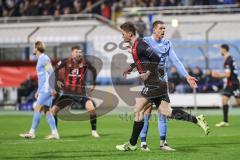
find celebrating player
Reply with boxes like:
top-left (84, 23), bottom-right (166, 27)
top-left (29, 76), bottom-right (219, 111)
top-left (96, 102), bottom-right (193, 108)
top-left (137, 20), bottom-right (193, 151)
top-left (212, 44), bottom-right (240, 127)
top-left (20, 41), bottom-right (59, 139)
top-left (116, 22), bottom-right (209, 151)
top-left (51, 46), bottom-right (100, 138)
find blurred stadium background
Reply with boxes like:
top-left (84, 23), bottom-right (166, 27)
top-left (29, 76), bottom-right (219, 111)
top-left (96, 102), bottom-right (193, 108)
top-left (0, 0), bottom-right (240, 110)
top-left (0, 1), bottom-right (240, 159)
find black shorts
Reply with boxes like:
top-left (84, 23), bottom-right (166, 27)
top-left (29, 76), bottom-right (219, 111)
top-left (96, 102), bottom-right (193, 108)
top-left (141, 81), bottom-right (168, 100)
top-left (141, 84), bottom-right (170, 107)
top-left (53, 94), bottom-right (92, 109)
top-left (149, 94), bottom-right (170, 108)
top-left (222, 85), bottom-right (240, 98)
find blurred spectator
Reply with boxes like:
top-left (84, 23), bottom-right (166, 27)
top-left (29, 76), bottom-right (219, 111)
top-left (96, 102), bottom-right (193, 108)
top-left (3, 88), bottom-right (9, 102)
top-left (135, 16), bottom-right (147, 38)
top-left (169, 66), bottom-right (181, 91)
top-left (101, 3), bottom-right (111, 19)
top-left (0, 0), bottom-right (239, 18)
top-left (73, 0), bottom-right (83, 13)
top-left (193, 66), bottom-right (204, 82)
top-left (17, 75), bottom-right (37, 104)
top-left (139, 0), bottom-right (148, 7)
top-left (193, 66), bottom-right (204, 92)
top-left (237, 0), bottom-right (240, 6)
top-left (42, 0), bottom-right (54, 15)
top-left (19, 0), bottom-right (29, 16)
top-left (63, 6), bottom-right (71, 15)
top-left (28, 0), bottom-right (42, 16)
top-left (201, 69), bottom-right (223, 93)
top-left (86, 0), bottom-right (93, 13)
top-left (54, 9), bottom-right (61, 17)
top-left (168, 0), bottom-right (179, 6)
top-left (2, 0), bottom-right (15, 16)
top-left (159, 0), bottom-right (169, 6)
top-left (186, 66), bottom-right (193, 76)
top-left (148, 0), bottom-right (158, 6)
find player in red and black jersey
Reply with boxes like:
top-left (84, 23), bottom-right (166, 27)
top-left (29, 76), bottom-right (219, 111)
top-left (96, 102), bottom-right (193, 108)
top-left (51, 46), bottom-right (100, 138)
top-left (212, 44), bottom-right (240, 127)
top-left (116, 22), bottom-right (209, 151)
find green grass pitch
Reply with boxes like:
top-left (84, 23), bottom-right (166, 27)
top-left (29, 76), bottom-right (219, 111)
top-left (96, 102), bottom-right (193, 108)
top-left (0, 112), bottom-right (239, 160)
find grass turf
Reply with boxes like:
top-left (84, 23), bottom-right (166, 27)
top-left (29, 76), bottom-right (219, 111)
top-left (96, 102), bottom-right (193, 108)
top-left (0, 113), bottom-right (239, 160)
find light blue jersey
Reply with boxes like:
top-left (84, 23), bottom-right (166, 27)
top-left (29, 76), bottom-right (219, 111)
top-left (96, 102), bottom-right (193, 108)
top-left (36, 54), bottom-right (53, 94)
top-left (36, 54), bottom-right (54, 107)
top-left (140, 36), bottom-right (189, 144)
top-left (143, 36), bottom-right (189, 81)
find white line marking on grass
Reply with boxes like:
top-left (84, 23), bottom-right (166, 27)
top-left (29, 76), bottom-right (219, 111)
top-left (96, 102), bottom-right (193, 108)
top-left (1, 139), bottom-right (78, 145)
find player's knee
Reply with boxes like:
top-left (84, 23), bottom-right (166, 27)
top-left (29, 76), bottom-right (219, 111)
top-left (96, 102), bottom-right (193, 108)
top-left (85, 100), bottom-right (95, 111)
top-left (134, 111), bottom-right (144, 122)
top-left (236, 98), bottom-right (240, 105)
top-left (34, 104), bottom-right (42, 112)
top-left (133, 104), bottom-right (144, 113)
top-left (88, 109), bottom-right (96, 116)
top-left (222, 96), bottom-right (229, 105)
top-left (51, 106), bottom-right (58, 115)
top-left (159, 108), bottom-right (171, 117)
top-left (144, 104), bottom-right (152, 115)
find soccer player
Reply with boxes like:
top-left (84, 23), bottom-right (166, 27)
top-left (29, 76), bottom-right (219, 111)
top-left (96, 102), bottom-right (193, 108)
top-left (20, 41), bottom-right (59, 139)
top-left (211, 44), bottom-right (240, 127)
top-left (139, 21), bottom-right (196, 151)
top-left (51, 46), bottom-right (100, 138)
top-left (116, 22), bottom-right (209, 151)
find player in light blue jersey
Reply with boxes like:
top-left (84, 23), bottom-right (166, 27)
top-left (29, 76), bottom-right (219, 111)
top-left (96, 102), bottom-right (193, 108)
top-left (20, 41), bottom-right (59, 139)
top-left (125, 20), bottom-right (207, 151)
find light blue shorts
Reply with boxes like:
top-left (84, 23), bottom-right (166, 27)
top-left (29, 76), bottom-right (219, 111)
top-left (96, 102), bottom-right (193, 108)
top-left (37, 93), bottom-right (52, 107)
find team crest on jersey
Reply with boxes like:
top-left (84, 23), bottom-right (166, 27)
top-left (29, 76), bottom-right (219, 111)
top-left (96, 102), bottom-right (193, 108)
top-left (79, 64), bottom-right (84, 68)
top-left (72, 68), bottom-right (79, 74)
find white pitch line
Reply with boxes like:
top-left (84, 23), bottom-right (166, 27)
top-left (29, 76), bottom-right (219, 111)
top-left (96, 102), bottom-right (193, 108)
top-left (1, 139), bottom-right (78, 145)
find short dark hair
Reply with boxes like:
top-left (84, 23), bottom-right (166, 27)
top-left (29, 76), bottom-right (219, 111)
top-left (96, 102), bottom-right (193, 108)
top-left (120, 22), bottom-right (136, 35)
top-left (152, 20), bottom-right (165, 29)
top-left (35, 41), bottom-right (45, 53)
top-left (220, 44), bottom-right (229, 52)
top-left (71, 46), bottom-right (80, 51)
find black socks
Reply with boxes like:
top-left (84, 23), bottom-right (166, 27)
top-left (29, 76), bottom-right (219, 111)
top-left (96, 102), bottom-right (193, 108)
top-left (54, 115), bottom-right (58, 127)
top-left (129, 121), bottom-right (144, 146)
top-left (223, 104), bottom-right (229, 123)
top-left (171, 109), bottom-right (198, 124)
top-left (90, 114), bottom-right (97, 131)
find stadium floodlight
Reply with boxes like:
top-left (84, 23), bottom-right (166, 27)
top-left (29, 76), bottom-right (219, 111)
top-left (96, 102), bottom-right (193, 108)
top-left (171, 19), bottom-right (179, 28)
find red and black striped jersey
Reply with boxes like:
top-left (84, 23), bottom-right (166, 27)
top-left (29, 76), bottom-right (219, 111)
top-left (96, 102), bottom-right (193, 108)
top-left (130, 38), bottom-right (161, 85)
top-left (55, 57), bottom-right (97, 95)
top-left (224, 55), bottom-right (239, 87)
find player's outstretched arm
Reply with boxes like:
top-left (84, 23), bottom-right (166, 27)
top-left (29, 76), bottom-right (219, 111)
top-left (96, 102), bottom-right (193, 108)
top-left (169, 41), bottom-right (189, 78)
top-left (211, 70), bottom-right (230, 79)
top-left (186, 75), bottom-right (198, 89)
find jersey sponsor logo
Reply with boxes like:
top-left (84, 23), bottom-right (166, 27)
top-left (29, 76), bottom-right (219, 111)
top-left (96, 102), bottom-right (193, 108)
top-left (68, 66), bottom-right (86, 78)
top-left (233, 89), bottom-right (240, 97)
